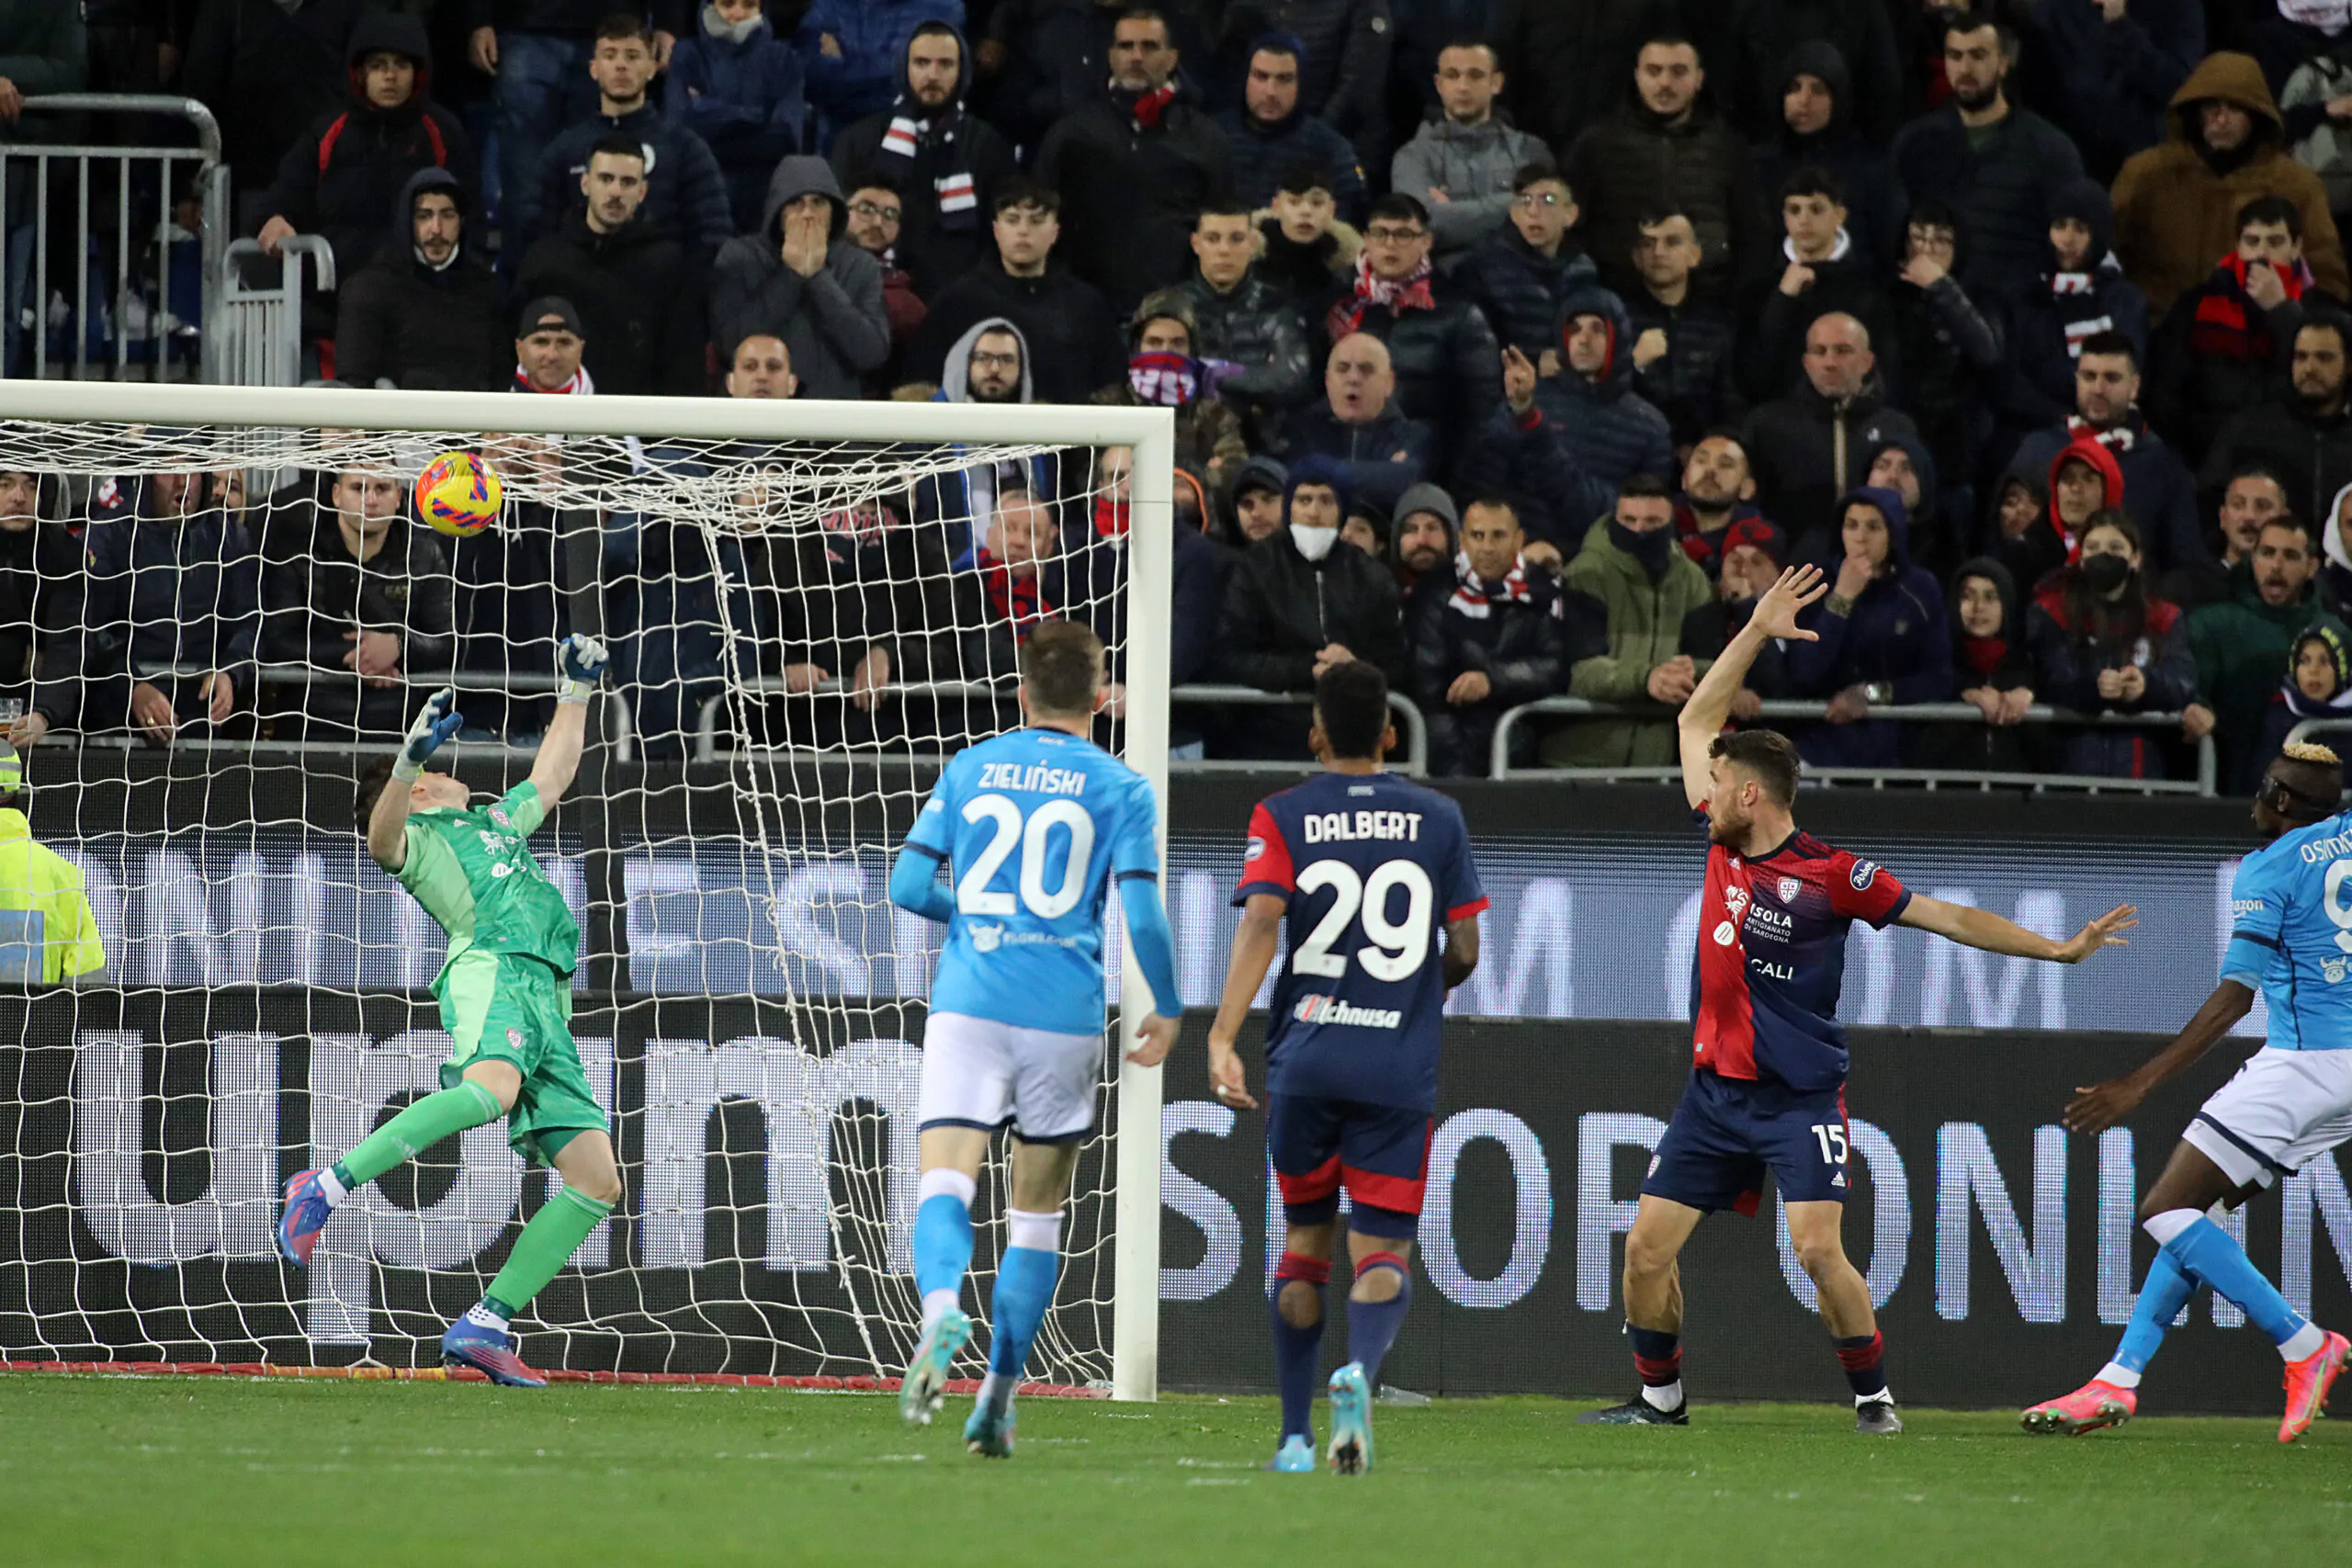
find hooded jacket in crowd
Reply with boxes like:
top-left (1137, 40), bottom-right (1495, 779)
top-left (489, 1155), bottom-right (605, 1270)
top-left (1546, 513), bottom-right (1715, 768)
top-left (1458, 394), bottom-right (1618, 551)
top-left (2112, 52), bottom-right (2350, 317)
top-left (1566, 76), bottom-right (1768, 305)
top-left (1212, 0), bottom-right (1391, 145)
top-left (1390, 107), bottom-right (1546, 257)
top-left (334, 167), bottom-right (509, 392)
top-left (521, 90), bottom-right (735, 261)
top-left (1035, 72), bottom-right (1234, 315)
top-left (667, 0), bottom-right (808, 233)
top-left (829, 22), bottom-right (1017, 298)
top-left (1784, 486), bottom-right (1954, 769)
top-left (2257, 614), bottom-right (2352, 762)
top-left (2026, 539), bottom-right (2195, 779)
top-left (1530, 285), bottom-right (1674, 493)
top-left (711, 157), bottom-right (892, 400)
top-left (1408, 533), bottom-right (1605, 776)
top-left (1916, 555), bottom-right (2041, 773)
top-left (1217, 37), bottom-right (1369, 221)
top-left (1888, 58), bottom-right (2086, 300)
top-left (796, 0), bottom-right (965, 141)
top-left (2002, 178), bottom-right (2152, 431)
top-left (913, 316), bottom-right (1061, 558)
top-left (1748, 42), bottom-right (1907, 276)
top-left (2323, 477), bottom-right (2352, 613)
top-left (2007, 410), bottom-right (2205, 576)
top-left (1721, 0), bottom-right (1903, 147)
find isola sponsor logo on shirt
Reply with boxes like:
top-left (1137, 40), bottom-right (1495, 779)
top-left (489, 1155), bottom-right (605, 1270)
top-left (1293, 993), bottom-right (1405, 1029)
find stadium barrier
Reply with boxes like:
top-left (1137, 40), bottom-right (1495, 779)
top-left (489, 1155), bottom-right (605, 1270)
top-left (127, 664), bottom-right (639, 763)
top-left (4, 95), bottom-right (226, 381)
top-left (214, 235), bottom-right (333, 389)
top-left (1169, 685), bottom-right (1429, 776)
top-left (5, 994), bottom-right (2341, 1414)
top-left (1490, 697), bottom-right (2218, 795)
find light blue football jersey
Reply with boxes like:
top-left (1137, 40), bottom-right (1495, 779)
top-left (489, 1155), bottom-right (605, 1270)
top-left (903, 727), bottom-right (1161, 1035)
top-left (2222, 813), bottom-right (2352, 1051)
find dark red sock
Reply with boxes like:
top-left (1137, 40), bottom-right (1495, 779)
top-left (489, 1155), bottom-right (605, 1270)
top-left (1628, 1325), bottom-right (1681, 1388)
top-left (1835, 1331), bottom-right (1887, 1399)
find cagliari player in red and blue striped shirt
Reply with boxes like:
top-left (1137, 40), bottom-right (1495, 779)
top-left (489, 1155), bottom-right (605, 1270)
top-left (1580, 564), bottom-right (2137, 1435)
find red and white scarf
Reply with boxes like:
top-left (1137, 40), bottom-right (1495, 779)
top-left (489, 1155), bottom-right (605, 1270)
top-left (878, 112), bottom-right (979, 223)
top-left (2064, 413), bottom-right (2134, 455)
top-left (513, 362), bottom-right (594, 396)
top-left (1327, 252), bottom-right (1434, 339)
top-left (1445, 550), bottom-right (1533, 619)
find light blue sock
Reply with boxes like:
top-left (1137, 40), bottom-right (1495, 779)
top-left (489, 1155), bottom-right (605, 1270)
top-left (913, 1188), bottom-right (974, 1331)
top-left (2161, 1215), bottom-right (2312, 1350)
top-left (2110, 1249), bottom-right (2197, 1377)
top-left (983, 1217), bottom-right (1061, 1413)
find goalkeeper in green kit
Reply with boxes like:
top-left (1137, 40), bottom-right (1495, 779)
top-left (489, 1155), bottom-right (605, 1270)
top-left (277, 635), bottom-right (617, 1387)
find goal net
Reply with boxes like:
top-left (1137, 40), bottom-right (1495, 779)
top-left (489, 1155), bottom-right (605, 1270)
top-left (0, 384), bottom-right (1176, 1398)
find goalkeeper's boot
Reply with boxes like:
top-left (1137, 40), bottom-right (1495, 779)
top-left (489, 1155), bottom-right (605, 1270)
top-left (277, 1169), bottom-right (334, 1267)
top-left (1577, 1393), bottom-right (1689, 1426)
top-left (963, 1399), bottom-right (1016, 1459)
top-left (2019, 1377), bottom-right (2136, 1436)
top-left (899, 1308), bottom-right (971, 1427)
top-left (2279, 1328), bottom-right (2349, 1444)
top-left (1267, 1435), bottom-right (1317, 1473)
top-left (1327, 1361), bottom-right (1374, 1475)
top-left (440, 1315), bottom-right (547, 1389)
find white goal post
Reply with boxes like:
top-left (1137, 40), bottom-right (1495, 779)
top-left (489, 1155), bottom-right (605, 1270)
top-left (0, 379), bottom-right (1177, 1402)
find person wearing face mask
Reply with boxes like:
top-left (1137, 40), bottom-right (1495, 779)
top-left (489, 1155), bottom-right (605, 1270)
top-left (2027, 510), bottom-right (2195, 778)
top-left (1102, 291), bottom-right (1247, 500)
top-left (1675, 516), bottom-right (1792, 712)
top-left (1921, 556), bottom-right (2041, 773)
top-left (1781, 485), bottom-right (1952, 768)
top-left (2258, 616), bottom-right (2352, 762)
top-left (1213, 457), bottom-right (1407, 758)
top-left (1541, 473), bottom-right (1717, 768)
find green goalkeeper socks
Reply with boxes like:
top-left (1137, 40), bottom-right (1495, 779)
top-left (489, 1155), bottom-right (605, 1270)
top-left (333, 1079), bottom-right (504, 1190)
top-left (484, 1185), bottom-right (613, 1316)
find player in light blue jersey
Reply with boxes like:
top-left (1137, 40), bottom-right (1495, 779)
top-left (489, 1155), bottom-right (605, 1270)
top-left (886, 619), bottom-right (1183, 1457)
top-left (2027, 741), bottom-right (2352, 1443)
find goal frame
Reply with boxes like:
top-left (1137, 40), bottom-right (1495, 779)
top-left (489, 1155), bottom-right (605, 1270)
top-left (0, 379), bottom-right (1177, 1403)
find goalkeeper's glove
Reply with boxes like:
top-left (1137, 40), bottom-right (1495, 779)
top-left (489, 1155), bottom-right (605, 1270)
top-left (392, 687), bottom-right (463, 783)
top-left (556, 633), bottom-right (611, 706)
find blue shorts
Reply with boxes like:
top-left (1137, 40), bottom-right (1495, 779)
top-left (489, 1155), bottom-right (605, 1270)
top-left (1642, 1069), bottom-right (1851, 1215)
top-left (1267, 1093), bottom-right (1433, 1230)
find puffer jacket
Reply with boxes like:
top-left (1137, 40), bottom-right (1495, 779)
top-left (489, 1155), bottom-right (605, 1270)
top-left (1035, 78), bottom-right (1233, 315)
top-left (710, 156), bottom-right (891, 399)
top-left (795, 0), bottom-right (964, 141)
top-left (667, 3), bottom-right (807, 233)
top-left (1317, 269), bottom-right (1500, 473)
top-left (2027, 569), bottom-right (2195, 779)
top-left (1783, 486), bottom-right (1955, 768)
top-left (1407, 551), bottom-right (1599, 776)
top-left (1747, 39), bottom-right (1906, 273)
top-left (1276, 403), bottom-right (1436, 517)
top-left (2002, 178), bottom-right (2152, 428)
top-left (333, 167), bottom-right (509, 392)
top-left (1530, 285), bottom-right (1675, 492)
top-left (2016, 0), bottom-right (2202, 182)
top-left (1217, 103), bottom-right (1369, 222)
top-left (1623, 290), bottom-right (1744, 446)
top-left (1215, 525), bottom-right (1406, 693)
top-left (1545, 516), bottom-right (1717, 767)
top-left (2112, 51), bottom-right (2351, 316)
top-left (1566, 96), bottom-right (1768, 304)
top-left (1389, 111), bottom-right (1546, 255)
top-left (1175, 267), bottom-right (1312, 414)
top-left (1889, 92), bottom-right (2086, 301)
top-left (525, 101), bottom-right (734, 259)
top-left (1460, 222), bottom-right (1597, 361)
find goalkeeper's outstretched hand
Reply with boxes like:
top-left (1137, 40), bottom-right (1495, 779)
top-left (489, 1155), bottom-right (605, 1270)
top-left (557, 634), bottom-right (611, 706)
top-left (392, 688), bottom-right (462, 781)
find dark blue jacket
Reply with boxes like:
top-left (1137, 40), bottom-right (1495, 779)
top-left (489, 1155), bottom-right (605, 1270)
top-left (1784, 485), bottom-right (1954, 768)
top-left (1459, 223), bottom-right (1596, 359)
top-left (1218, 106), bottom-right (1367, 223)
top-left (2001, 178), bottom-right (2152, 428)
top-left (522, 102), bottom-right (735, 259)
top-left (1890, 101), bottom-right (2087, 302)
top-left (1530, 283), bottom-right (1675, 491)
top-left (796, 0), bottom-right (965, 143)
top-left (1277, 403), bottom-right (1435, 517)
top-left (664, 10), bottom-right (806, 232)
top-left (1458, 403), bottom-right (1616, 549)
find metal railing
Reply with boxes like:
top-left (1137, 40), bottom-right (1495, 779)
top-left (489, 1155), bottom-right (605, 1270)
top-left (5, 96), bottom-right (227, 381)
top-left (2285, 717), bottom-right (2352, 753)
top-left (214, 235), bottom-right (333, 388)
top-left (1491, 698), bottom-right (2217, 795)
top-left (1170, 684), bottom-right (1429, 776)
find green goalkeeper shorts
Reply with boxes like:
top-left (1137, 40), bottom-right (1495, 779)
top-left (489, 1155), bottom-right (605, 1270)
top-left (435, 949), bottom-right (607, 1167)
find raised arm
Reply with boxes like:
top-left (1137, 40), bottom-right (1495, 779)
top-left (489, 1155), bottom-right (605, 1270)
top-left (370, 688), bottom-right (463, 871)
top-left (1897, 895), bottom-right (2138, 962)
top-left (527, 635), bottom-right (609, 808)
top-left (1204, 892), bottom-right (1285, 1111)
top-left (1676, 565), bottom-right (1825, 807)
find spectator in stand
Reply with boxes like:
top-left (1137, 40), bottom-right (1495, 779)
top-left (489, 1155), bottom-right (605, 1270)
top-left (2002, 176), bottom-right (2151, 434)
top-left (1389, 480), bottom-right (1455, 593)
top-left (1461, 163), bottom-right (1595, 366)
top-left (252, 15), bottom-right (470, 342)
top-left (1409, 495), bottom-right (1592, 776)
top-left (908, 176), bottom-right (1125, 402)
top-left (1743, 312), bottom-right (1919, 548)
top-left (1861, 432), bottom-right (1962, 585)
top-left (1677, 516), bottom-right (1793, 710)
top-left (1340, 495), bottom-right (1386, 562)
top-left (1623, 207), bottom-right (1743, 446)
top-left (1390, 39), bottom-right (1543, 263)
top-left (1176, 203), bottom-right (1313, 436)
top-left (1781, 485), bottom-right (1953, 768)
top-left (1035, 7), bottom-right (1230, 315)
top-left (2258, 615), bottom-right (2352, 762)
top-left (665, 0), bottom-right (806, 234)
top-left (1113, 289), bottom-right (1249, 494)
top-left (841, 175), bottom-right (927, 390)
top-left (19, 471), bottom-right (258, 750)
top-left (1213, 0), bottom-right (1391, 166)
top-left (521, 16), bottom-right (733, 262)
top-left (950, 482), bottom-right (1059, 682)
top-left (2164, 463), bottom-right (2290, 610)
top-left (976, 0), bottom-right (1193, 152)
top-left (1889, 13), bottom-right (2085, 300)
top-left (516, 136), bottom-right (706, 396)
top-left (1257, 165), bottom-right (1359, 315)
top-left (1490, 0), bottom-right (1654, 152)
top-left (796, 0), bottom-right (963, 150)
top-left (729, 332), bottom-right (796, 397)
top-left (0, 472), bottom-right (74, 702)
top-left (1741, 165), bottom-right (1895, 403)
top-left (1526, 284), bottom-right (1673, 492)
top-left (2015, 0), bottom-right (2201, 184)
top-left (2001, 435), bottom-right (2121, 592)
top-left (1278, 332), bottom-right (1432, 516)
top-left (1750, 41), bottom-right (1906, 276)
top-left (255, 467), bottom-right (453, 739)
top-left (2027, 510), bottom-right (2195, 778)
top-left (915, 319), bottom-right (1061, 557)
top-left (1230, 454), bottom-right (1288, 545)
top-left (335, 168), bottom-right (509, 391)
top-left (1719, 0), bottom-right (1902, 146)
top-left (466, 5), bottom-right (674, 267)
top-left (830, 21), bottom-right (1015, 297)
top-left (2203, 311), bottom-right (2352, 524)
top-left (1984, 466), bottom-right (2046, 577)
top-left (2112, 51), bottom-right (2349, 318)
top-left (2005, 330), bottom-right (2205, 574)
top-left (2149, 195), bottom-right (2323, 466)
top-left (513, 296), bottom-right (591, 392)
top-left (1886, 201), bottom-right (2004, 540)
top-left (1213, 456), bottom-right (1405, 754)
top-left (710, 155), bottom-right (890, 400)
top-left (1673, 431), bottom-right (1764, 577)
top-left (1458, 341), bottom-right (1616, 557)
top-left (1318, 193), bottom-right (1499, 469)
top-left (1924, 556), bottom-right (2041, 773)
top-left (183, 0), bottom-right (345, 197)
top-left (1566, 32), bottom-right (1766, 305)
top-left (2278, 35), bottom-right (2352, 221)
top-left (2187, 514), bottom-right (2326, 791)
top-left (1544, 473), bottom-right (1716, 768)
top-left (1219, 33), bottom-right (1369, 221)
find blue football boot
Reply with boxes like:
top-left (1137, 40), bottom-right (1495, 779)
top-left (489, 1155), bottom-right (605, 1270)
top-left (440, 1314), bottom-right (546, 1388)
top-left (1328, 1361), bottom-right (1374, 1474)
top-left (900, 1309), bottom-right (971, 1427)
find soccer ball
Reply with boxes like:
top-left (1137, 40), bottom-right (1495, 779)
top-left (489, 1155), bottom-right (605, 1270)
top-left (414, 451), bottom-right (502, 536)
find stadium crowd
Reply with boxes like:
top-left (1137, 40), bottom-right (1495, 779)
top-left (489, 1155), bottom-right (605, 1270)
top-left (9, 1), bottom-right (2352, 781)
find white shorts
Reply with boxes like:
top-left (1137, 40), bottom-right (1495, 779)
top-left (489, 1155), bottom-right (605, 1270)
top-left (2182, 1045), bottom-right (2352, 1190)
top-left (916, 1011), bottom-right (1102, 1144)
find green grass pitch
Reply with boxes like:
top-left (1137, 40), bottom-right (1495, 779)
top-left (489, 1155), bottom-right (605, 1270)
top-left (5, 1374), bottom-right (2349, 1566)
